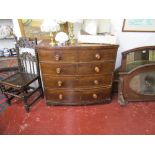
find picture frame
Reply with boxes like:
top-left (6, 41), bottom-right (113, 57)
top-left (18, 19), bottom-right (69, 40)
top-left (18, 19), bottom-right (50, 40)
top-left (122, 19), bottom-right (155, 32)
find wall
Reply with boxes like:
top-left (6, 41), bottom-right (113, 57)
top-left (111, 19), bottom-right (155, 68)
top-left (12, 19), bottom-right (155, 69)
top-left (12, 19), bottom-right (22, 38)
top-left (0, 19), bottom-right (15, 49)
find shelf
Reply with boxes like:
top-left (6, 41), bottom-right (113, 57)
top-left (0, 37), bottom-right (15, 40)
top-left (0, 66), bottom-right (18, 72)
top-left (0, 56), bottom-right (17, 60)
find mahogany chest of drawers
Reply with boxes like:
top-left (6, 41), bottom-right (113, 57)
top-left (37, 41), bottom-right (118, 105)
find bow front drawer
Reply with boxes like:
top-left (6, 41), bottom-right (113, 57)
top-left (42, 74), bottom-right (113, 89)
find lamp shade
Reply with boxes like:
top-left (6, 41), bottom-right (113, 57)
top-left (55, 32), bottom-right (69, 43)
top-left (67, 19), bottom-right (83, 23)
top-left (41, 19), bottom-right (60, 32)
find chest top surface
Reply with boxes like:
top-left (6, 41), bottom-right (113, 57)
top-left (36, 40), bottom-right (119, 50)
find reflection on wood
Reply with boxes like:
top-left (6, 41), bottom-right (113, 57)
top-left (127, 52), bottom-right (134, 64)
top-left (129, 71), bottom-right (155, 95)
top-left (149, 50), bottom-right (155, 61)
top-left (126, 50), bottom-right (155, 72)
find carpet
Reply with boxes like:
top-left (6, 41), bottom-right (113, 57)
top-left (0, 93), bottom-right (7, 113)
top-left (0, 57), bottom-right (17, 113)
top-left (0, 71), bottom-right (16, 113)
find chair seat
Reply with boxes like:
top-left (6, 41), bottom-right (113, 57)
top-left (0, 72), bottom-right (38, 88)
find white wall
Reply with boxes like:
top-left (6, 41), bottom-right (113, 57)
top-left (12, 19), bottom-right (22, 38)
top-left (0, 19), bottom-right (16, 49)
top-left (12, 19), bottom-right (155, 69)
top-left (111, 19), bottom-right (155, 68)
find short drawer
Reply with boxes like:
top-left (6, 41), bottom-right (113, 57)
top-left (42, 76), bottom-right (78, 88)
top-left (45, 89), bottom-right (81, 105)
top-left (40, 62), bottom-right (77, 75)
top-left (78, 74), bottom-right (113, 87)
top-left (78, 62), bottom-right (115, 75)
top-left (38, 49), bottom-right (78, 62)
top-left (81, 87), bottom-right (111, 102)
top-left (78, 49), bottom-right (117, 62)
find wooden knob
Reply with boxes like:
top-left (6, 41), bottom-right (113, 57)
top-left (56, 68), bottom-right (61, 74)
top-left (93, 93), bottom-right (98, 99)
top-left (95, 53), bottom-right (101, 60)
top-left (58, 80), bottom-right (63, 87)
top-left (94, 66), bottom-right (100, 73)
top-left (59, 94), bottom-right (63, 100)
top-left (94, 80), bottom-right (99, 85)
top-left (55, 55), bottom-right (61, 61)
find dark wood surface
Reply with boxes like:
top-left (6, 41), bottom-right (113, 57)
top-left (0, 37), bottom-right (43, 112)
top-left (42, 74), bottom-right (113, 89)
top-left (37, 41), bottom-right (118, 105)
top-left (45, 87), bottom-right (111, 105)
top-left (118, 46), bottom-right (155, 105)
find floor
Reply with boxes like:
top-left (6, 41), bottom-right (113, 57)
top-left (0, 95), bottom-right (155, 135)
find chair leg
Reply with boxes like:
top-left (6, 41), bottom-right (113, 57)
top-left (0, 85), bottom-right (11, 105)
top-left (21, 89), bottom-right (30, 112)
top-left (38, 78), bottom-right (44, 98)
top-left (5, 93), bottom-right (11, 106)
top-left (23, 97), bottom-right (30, 112)
top-left (40, 88), bottom-right (44, 98)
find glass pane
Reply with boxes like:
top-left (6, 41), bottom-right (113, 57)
top-left (129, 71), bottom-right (155, 95)
top-left (126, 50), bottom-right (155, 71)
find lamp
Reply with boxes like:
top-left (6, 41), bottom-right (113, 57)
top-left (41, 19), bottom-right (60, 46)
top-left (67, 19), bottom-right (82, 45)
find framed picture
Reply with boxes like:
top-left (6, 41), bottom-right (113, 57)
top-left (18, 19), bottom-right (69, 40)
top-left (122, 19), bottom-right (155, 32)
top-left (18, 19), bottom-right (50, 40)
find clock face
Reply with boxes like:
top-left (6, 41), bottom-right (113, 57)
top-left (129, 71), bottom-right (155, 95)
top-left (126, 50), bottom-right (155, 72)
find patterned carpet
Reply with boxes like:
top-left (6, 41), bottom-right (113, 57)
top-left (0, 93), bottom-right (7, 113)
top-left (0, 58), bottom-right (17, 113)
top-left (0, 71), bottom-right (14, 113)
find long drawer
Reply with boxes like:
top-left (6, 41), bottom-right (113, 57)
top-left (40, 61), bottom-right (114, 75)
top-left (42, 74), bottom-right (113, 89)
top-left (45, 87), bottom-right (111, 105)
top-left (38, 48), bottom-right (116, 63)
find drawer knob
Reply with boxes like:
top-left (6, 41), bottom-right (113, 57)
top-left (59, 94), bottom-right (63, 100)
top-left (95, 53), bottom-right (101, 60)
top-left (93, 93), bottom-right (98, 99)
top-left (94, 66), bottom-right (100, 73)
top-left (94, 80), bottom-right (99, 85)
top-left (56, 68), bottom-right (61, 74)
top-left (58, 80), bottom-right (63, 87)
top-left (55, 54), bottom-right (61, 61)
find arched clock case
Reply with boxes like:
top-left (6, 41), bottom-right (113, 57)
top-left (118, 46), bottom-right (155, 105)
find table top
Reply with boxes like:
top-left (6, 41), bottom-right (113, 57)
top-left (36, 40), bottom-right (119, 50)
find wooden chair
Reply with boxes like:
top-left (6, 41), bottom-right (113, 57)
top-left (0, 37), bottom-right (43, 112)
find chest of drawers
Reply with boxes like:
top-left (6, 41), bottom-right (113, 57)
top-left (37, 41), bottom-right (118, 105)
